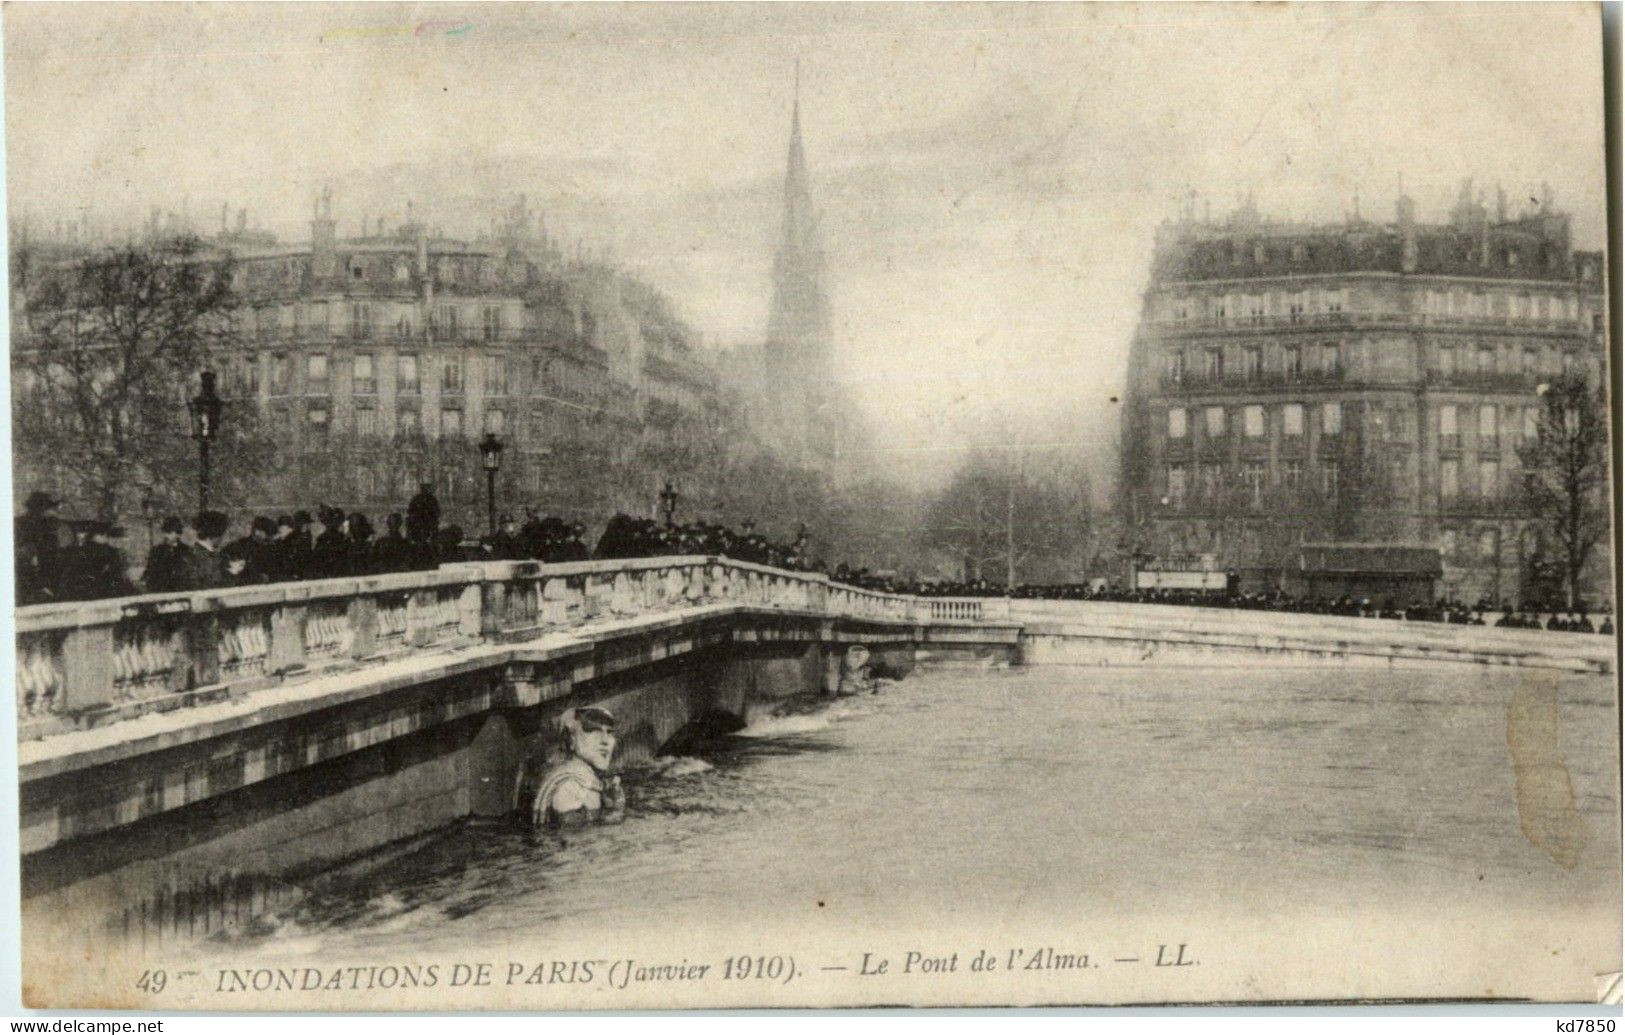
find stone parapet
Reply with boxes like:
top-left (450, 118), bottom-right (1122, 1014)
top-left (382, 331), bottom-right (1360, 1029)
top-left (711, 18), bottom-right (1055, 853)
top-left (14, 556), bottom-right (1008, 740)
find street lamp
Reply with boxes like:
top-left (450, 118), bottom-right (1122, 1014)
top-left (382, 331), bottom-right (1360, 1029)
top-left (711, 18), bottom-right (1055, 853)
top-left (187, 371), bottom-right (223, 514)
top-left (478, 432), bottom-right (504, 537)
top-left (139, 488), bottom-right (159, 556)
top-left (659, 481), bottom-right (680, 527)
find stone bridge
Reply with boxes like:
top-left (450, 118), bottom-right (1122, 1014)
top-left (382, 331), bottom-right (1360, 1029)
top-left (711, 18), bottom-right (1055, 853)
top-left (14, 555), bottom-right (1608, 951)
top-left (15, 556), bottom-right (1019, 948)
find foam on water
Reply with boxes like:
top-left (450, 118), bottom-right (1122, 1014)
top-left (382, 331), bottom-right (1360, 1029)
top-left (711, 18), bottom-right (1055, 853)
top-left (736, 696), bottom-right (876, 738)
top-left (637, 756), bottom-right (714, 778)
top-left (734, 712), bottom-right (834, 738)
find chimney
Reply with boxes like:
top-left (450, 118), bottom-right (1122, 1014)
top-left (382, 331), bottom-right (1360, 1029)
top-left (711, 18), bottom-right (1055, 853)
top-left (220, 202), bottom-right (229, 234)
top-left (1396, 176), bottom-right (1417, 273)
top-left (311, 187), bottom-right (337, 266)
top-left (237, 208), bottom-right (247, 234)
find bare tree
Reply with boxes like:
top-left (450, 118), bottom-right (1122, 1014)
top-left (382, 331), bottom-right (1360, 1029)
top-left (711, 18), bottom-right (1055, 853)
top-left (1518, 372), bottom-right (1610, 609)
top-left (10, 236), bottom-right (262, 520)
top-left (922, 448), bottom-right (1094, 586)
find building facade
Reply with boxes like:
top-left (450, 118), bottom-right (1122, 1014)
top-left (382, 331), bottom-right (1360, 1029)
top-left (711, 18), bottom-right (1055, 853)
top-left (1121, 185), bottom-right (1608, 605)
top-left (9, 189), bottom-right (733, 531)
top-left (204, 192), bottom-right (724, 527)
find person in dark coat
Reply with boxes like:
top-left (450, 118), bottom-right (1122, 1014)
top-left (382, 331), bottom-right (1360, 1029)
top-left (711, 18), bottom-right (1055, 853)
top-left (488, 514), bottom-right (524, 560)
top-left (371, 512), bottom-right (413, 573)
top-left (84, 523), bottom-right (138, 600)
top-left (406, 483), bottom-right (441, 546)
top-left (559, 523), bottom-right (591, 562)
top-left (143, 516), bottom-right (194, 593)
top-left (344, 512), bottom-right (376, 576)
top-left (58, 520), bottom-right (137, 601)
top-left (186, 511), bottom-right (231, 590)
top-left (434, 524), bottom-right (469, 564)
top-left (54, 520), bottom-right (96, 602)
top-left (310, 506), bottom-right (349, 580)
top-left (263, 515), bottom-right (299, 583)
top-left (222, 516), bottom-right (277, 586)
top-left (15, 490), bottom-right (66, 605)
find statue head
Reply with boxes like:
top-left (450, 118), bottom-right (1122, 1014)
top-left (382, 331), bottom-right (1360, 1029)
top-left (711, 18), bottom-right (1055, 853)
top-left (560, 706), bottom-right (617, 772)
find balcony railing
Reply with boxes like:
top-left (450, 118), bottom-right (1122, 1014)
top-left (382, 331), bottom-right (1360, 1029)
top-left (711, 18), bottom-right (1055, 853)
top-left (1423, 370), bottom-right (1538, 391)
top-left (14, 557), bottom-right (1013, 740)
top-left (1153, 311), bottom-right (1583, 334)
top-left (1159, 367), bottom-right (1347, 391)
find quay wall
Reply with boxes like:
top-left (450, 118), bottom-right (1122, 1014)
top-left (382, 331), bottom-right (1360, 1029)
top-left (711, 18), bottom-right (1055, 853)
top-left (1011, 601), bottom-right (1613, 675)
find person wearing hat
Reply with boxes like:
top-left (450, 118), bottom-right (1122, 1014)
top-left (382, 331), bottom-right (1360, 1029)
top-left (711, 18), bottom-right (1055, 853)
top-left (185, 510), bottom-right (231, 590)
top-left (560, 522), bottom-right (591, 562)
top-left (82, 522), bottom-right (137, 600)
top-left (517, 705), bottom-right (626, 837)
top-left (406, 482), bottom-right (441, 546)
top-left (142, 516), bottom-right (193, 593)
top-left (309, 505), bottom-right (349, 580)
top-left (15, 490), bottom-right (67, 605)
top-left (223, 515), bottom-right (277, 586)
top-left (370, 512), bottom-right (412, 573)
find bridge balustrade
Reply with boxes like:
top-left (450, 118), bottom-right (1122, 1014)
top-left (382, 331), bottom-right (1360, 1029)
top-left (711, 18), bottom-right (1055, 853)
top-left (15, 556), bottom-right (1001, 740)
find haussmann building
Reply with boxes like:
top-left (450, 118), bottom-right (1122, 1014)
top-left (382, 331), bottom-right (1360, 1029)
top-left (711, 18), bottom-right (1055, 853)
top-left (1120, 184), bottom-right (1607, 607)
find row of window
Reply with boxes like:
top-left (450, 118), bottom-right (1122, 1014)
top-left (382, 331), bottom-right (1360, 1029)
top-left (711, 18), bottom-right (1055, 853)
top-left (1164, 402), bottom-right (1540, 445)
top-left (1165, 459), bottom-right (1343, 507)
top-left (1167, 402), bottom-right (1343, 440)
top-left (223, 352), bottom-right (612, 400)
top-left (1164, 343), bottom-right (1341, 382)
top-left (1163, 288), bottom-right (1582, 325)
top-left (1436, 403), bottom-right (1539, 446)
top-left (245, 253), bottom-right (524, 291)
top-left (1161, 341), bottom-right (1586, 384)
top-left (1432, 343), bottom-right (1584, 379)
top-left (1422, 290), bottom-right (1580, 322)
top-left (1152, 524), bottom-right (1511, 566)
top-left (1163, 455), bottom-right (1508, 507)
top-left (1166, 289), bottom-right (1346, 323)
top-left (248, 301), bottom-right (530, 342)
top-left (290, 402), bottom-right (603, 441)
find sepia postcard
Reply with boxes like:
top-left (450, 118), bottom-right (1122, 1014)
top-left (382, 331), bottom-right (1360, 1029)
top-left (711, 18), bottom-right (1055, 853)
top-left (4, 1), bottom-right (1618, 1011)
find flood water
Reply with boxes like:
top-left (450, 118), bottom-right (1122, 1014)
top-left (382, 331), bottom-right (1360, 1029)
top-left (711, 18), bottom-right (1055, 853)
top-left (221, 663), bottom-right (1620, 1004)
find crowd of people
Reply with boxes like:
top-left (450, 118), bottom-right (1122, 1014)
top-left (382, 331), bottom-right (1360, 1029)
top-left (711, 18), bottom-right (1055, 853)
top-left (592, 514), bottom-right (815, 569)
top-left (1064, 584), bottom-right (1613, 634)
top-left (13, 485), bottom-right (596, 605)
top-left (12, 487), bottom-right (1617, 639)
top-left (13, 487), bottom-right (823, 605)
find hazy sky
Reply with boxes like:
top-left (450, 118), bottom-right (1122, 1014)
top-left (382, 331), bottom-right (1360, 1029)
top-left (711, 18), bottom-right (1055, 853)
top-left (4, 3), bottom-right (1608, 485)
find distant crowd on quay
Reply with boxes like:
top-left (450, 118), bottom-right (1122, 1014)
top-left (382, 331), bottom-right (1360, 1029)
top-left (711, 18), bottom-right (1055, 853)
top-left (12, 487), bottom-right (1613, 637)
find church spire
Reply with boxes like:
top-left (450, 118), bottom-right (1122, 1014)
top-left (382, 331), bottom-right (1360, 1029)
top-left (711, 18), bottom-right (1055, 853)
top-left (783, 58), bottom-right (811, 243)
top-left (763, 60), bottom-right (835, 457)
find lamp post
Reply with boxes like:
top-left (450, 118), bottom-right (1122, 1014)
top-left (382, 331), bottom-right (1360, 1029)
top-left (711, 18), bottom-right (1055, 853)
top-left (139, 488), bottom-right (158, 557)
top-left (659, 481), bottom-right (680, 528)
top-left (187, 371), bottom-right (223, 515)
top-left (478, 432), bottom-right (504, 537)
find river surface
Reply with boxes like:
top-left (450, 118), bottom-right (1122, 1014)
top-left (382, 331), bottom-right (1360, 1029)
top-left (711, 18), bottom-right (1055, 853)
top-left (222, 663), bottom-right (1620, 1005)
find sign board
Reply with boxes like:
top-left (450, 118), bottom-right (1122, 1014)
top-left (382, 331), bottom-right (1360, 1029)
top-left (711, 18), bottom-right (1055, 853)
top-left (1135, 570), bottom-right (1227, 592)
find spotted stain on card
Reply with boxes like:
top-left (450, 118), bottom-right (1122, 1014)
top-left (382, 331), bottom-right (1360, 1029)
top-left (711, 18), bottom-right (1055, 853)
top-left (321, 21), bottom-right (472, 43)
top-left (1505, 671), bottom-right (1590, 869)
